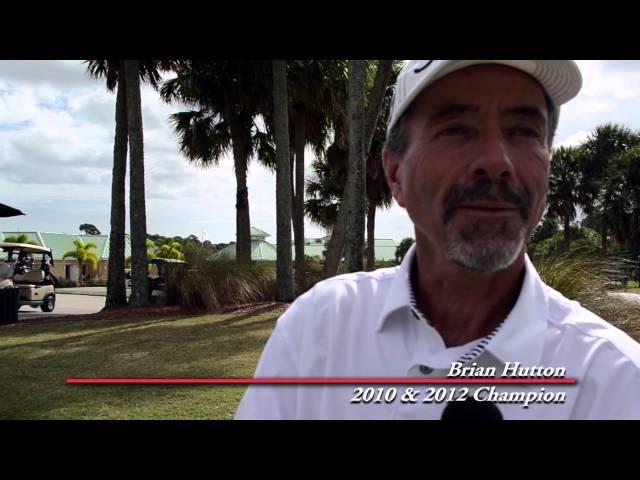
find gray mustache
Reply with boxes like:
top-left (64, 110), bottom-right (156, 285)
top-left (443, 178), bottom-right (530, 223)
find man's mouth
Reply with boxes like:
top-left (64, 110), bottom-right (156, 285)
top-left (453, 203), bottom-right (522, 220)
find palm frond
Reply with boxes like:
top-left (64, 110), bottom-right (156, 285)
top-left (170, 110), bottom-right (232, 167)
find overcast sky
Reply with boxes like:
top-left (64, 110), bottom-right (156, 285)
top-left (2, 60), bottom-right (640, 244)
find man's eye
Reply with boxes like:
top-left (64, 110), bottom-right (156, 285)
top-left (512, 126), bottom-right (541, 138)
top-left (440, 126), bottom-right (470, 136)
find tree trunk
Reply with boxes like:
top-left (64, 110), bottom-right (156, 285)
top-left (290, 154), bottom-right (296, 212)
top-left (293, 112), bottom-right (306, 287)
top-left (290, 152), bottom-right (296, 257)
top-left (272, 60), bottom-right (294, 301)
top-left (364, 60), bottom-right (394, 156)
top-left (344, 60), bottom-right (366, 273)
top-left (601, 223), bottom-right (608, 252)
top-left (124, 60), bottom-right (149, 306)
top-left (230, 116), bottom-right (252, 264)
top-left (106, 70), bottom-right (128, 306)
top-left (366, 199), bottom-right (376, 271)
top-left (563, 214), bottom-right (571, 246)
top-left (78, 260), bottom-right (83, 287)
top-left (631, 212), bottom-right (640, 282)
top-left (323, 60), bottom-right (394, 277)
top-left (322, 210), bottom-right (348, 276)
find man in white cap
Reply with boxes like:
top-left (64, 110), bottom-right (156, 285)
top-left (236, 60), bottom-right (640, 420)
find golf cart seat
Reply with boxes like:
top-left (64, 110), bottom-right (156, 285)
top-left (0, 262), bottom-right (14, 278)
top-left (13, 269), bottom-right (45, 286)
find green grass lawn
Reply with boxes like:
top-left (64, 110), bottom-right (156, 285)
top-left (0, 305), bottom-right (283, 419)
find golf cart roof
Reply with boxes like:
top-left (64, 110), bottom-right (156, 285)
top-left (0, 242), bottom-right (53, 255)
top-left (150, 258), bottom-right (186, 264)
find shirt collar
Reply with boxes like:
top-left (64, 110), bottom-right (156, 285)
top-left (376, 242), bottom-right (417, 332)
top-left (376, 243), bottom-right (549, 367)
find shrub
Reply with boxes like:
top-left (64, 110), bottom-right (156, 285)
top-left (295, 255), bottom-right (325, 295)
top-left (174, 258), bottom-right (277, 311)
top-left (374, 259), bottom-right (399, 269)
top-left (533, 248), bottom-right (640, 340)
top-left (528, 226), bottom-right (601, 260)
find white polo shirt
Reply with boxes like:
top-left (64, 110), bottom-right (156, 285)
top-left (235, 244), bottom-right (640, 420)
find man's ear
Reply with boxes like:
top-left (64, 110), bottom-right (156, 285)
top-left (382, 148), bottom-right (406, 208)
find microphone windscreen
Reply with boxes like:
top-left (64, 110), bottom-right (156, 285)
top-left (441, 398), bottom-right (503, 421)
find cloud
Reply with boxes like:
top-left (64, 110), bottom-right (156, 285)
top-left (2, 166), bottom-right (105, 185)
top-left (576, 60), bottom-right (640, 100)
top-left (556, 130), bottom-right (590, 148)
top-left (0, 120), bottom-right (33, 131)
top-left (590, 60), bottom-right (640, 74)
top-left (0, 60), bottom-right (95, 90)
top-left (67, 89), bottom-right (116, 128)
top-left (552, 61), bottom-right (640, 147)
top-left (0, 86), bottom-right (42, 125)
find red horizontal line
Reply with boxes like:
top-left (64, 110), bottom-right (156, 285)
top-left (66, 378), bottom-right (577, 385)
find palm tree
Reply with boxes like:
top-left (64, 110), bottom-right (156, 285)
top-left (63, 239), bottom-right (99, 286)
top-left (305, 146), bottom-right (348, 230)
top-left (123, 60), bottom-right (150, 306)
top-left (601, 159), bottom-right (630, 248)
top-left (620, 145), bottom-right (640, 282)
top-left (323, 60), bottom-right (396, 276)
top-left (365, 65), bottom-right (398, 270)
top-left (344, 60), bottom-right (367, 272)
top-left (623, 145), bottom-right (640, 261)
top-left (85, 59), bottom-right (175, 306)
top-left (547, 146), bottom-right (582, 246)
top-left (283, 61), bottom-right (334, 285)
top-left (306, 146), bottom-right (393, 272)
top-left (304, 66), bottom-right (396, 272)
top-left (154, 240), bottom-right (185, 261)
top-left (305, 136), bottom-right (393, 272)
top-left (272, 60), bottom-right (294, 301)
top-left (599, 145), bottom-right (640, 263)
top-left (160, 61), bottom-right (274, 265)
top-left (395, 238), bottom-right (415, 263)
top-left (579, 123), bottom-right (640, 251)
top-left (3, 234), bottom-right (38, 245)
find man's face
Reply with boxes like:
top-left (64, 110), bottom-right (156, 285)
top-left (384, 64), bottom-right (551, 272)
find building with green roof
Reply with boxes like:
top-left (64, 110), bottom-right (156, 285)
top-left (371, 239), bottom-right (399, 262)
top-left (211, 228), bottom-right (398, 263)
top-left (210, 228), bottom-right (278, 261)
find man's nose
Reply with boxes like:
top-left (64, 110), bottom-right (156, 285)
top-left (468, 128), bottom-right (515, 180)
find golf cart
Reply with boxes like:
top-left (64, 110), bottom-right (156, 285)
top-left (0, 242), bottom-right (57, 312)
top-left (127, 258), bottom-right (186, 306)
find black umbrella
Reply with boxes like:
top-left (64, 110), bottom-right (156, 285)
top-left (0, 203), bottom-right (25, 218)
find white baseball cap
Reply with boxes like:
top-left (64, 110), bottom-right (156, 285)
top-left (387, 60), bottom-right (583, 135)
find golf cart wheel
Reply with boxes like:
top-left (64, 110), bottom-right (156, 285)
top-left (41, 294), bottom-right (55, 313)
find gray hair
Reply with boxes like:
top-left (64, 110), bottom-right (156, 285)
top-left (384, 92), bottom-right (559, 156)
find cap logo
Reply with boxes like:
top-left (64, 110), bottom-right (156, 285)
top-left (414, 60), bottom-right (434, 74)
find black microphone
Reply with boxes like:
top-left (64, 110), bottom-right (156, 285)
top-left (441, 398), bottom-right (503, 421)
